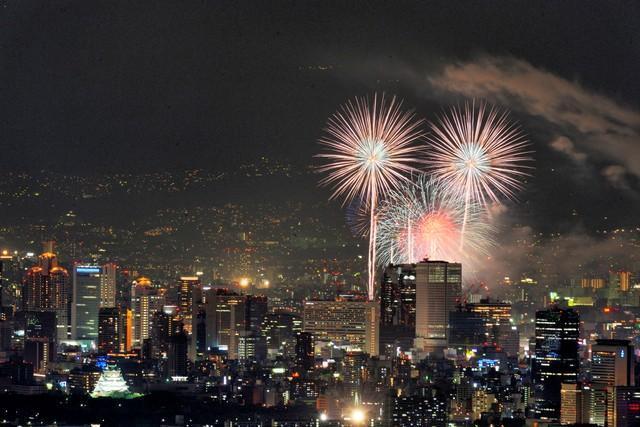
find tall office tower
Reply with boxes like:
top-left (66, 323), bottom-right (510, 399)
top-left (71, 265), bottom-right (102, 344)
top-left (245, 295), bottom-right (268, 332)
top-left (17, 311), bottom-right (57, 374)
top-left (240, 295), bottom-right (268, 360)
top-left (609, 386), bottom-right (640, 427)
top-left (533, 307), bottom-right (580, 420)
top-left (130, 276), bottom-right (164, 349)
top-left (205, 288), bottom-right (246, 359)
top-left (167, 331), bottom-right (188, 378)
top-left (341, 351), bottom-right (367, 398)
top-left (191, 308), bottom-right (206, 358)
top-left (590, 339), bottom-right (636, 427)
top-left (380, 264), bottom-right (416, 327)
top-left (295, 332), bottom-right (314, 373)
top-left (0, 250), bottom-right (13, 309)
top-left (100, 263), bottom-right (117, 307)
top-left (97, 307), bottom-right (125, 354)
top-left (262, 312), bottom-right (303, 356)
top-left (414, 260), bottom-right (462, 352)
top-left (121, 308), bottom-right (132, 352)
top-left (448, 308), bottom-right (486, 349)
top-left (238, 330), bottom-right (267, 361)
top-left (302, 299), bottom-right (379, 356)
top-left (560, 382), bottom-right (585, 425)
top-left (149, 307), bottom-right (182, 359)
top-left (380, 264), bottom-right (417, 354)
top-left (178, 276), bottom-right (199, 334)
top-left (468, 299), bottom-right (517, 355)
top-left (592, 339), bottom-right (635, 388)
top-left (23, 244), bottom-right (70, 342)
top-left (189, 280), bottom-right (205, 361)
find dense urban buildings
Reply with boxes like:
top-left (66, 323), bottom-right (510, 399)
top-left (3, 245), bottom-right (640, 425)
top-left (0, 2), bottom-right (637, 424)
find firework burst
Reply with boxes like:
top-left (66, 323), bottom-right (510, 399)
top-left (426, 101), bottom-right (532, 246)
top-left (316, 93), bottom-right (425, 300)
top-left (376, 175), bottom-right (494, 268)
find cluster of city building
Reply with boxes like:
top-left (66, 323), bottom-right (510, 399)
top-left (0, 241), bottom-right (639, 426)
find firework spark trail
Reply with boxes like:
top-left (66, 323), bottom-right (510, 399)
top-left (426, 101), bottom-right (532, 248)
top-left (376, 175), bottom-right (494, 269)
top-left (316, 94), bottom-right (425, 300)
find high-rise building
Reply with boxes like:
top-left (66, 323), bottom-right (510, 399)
top-left (560, 382), bottom-right (584, 425)
top-left (379, 264), bottom-right (417, 354)
top-left (610, 386), bottom-right (640, 427)
top-left (0, 250), bottom-right (14, 310)
top-left (591, 339), bottom-right (635, 388)
top-left (467, 299), bottom-right (517, 355)
top-left (448, 308), bottom-right (486, 349)
top-left (302, 299), bottom-right (379, 356)
top-left (238, 330), bottom-right (266, 361)
top-left (533, 307), bottom-right (580, 420)
top-left (178, 276), bottom-right (199, 334)
top-left (590, 339), bottom-right (635, 426)
top-left (262, 312), bottom-right (302, 356)
top-left (71, 265), bottom-right (102, 344)
top-left (341, 351), bottom-right (367, 398)
top-left (19, 311), bottom-right (57, 374)
top-left (149, 306), bottom-right (182, 359)
top-left (414, 260), bottom-right (461, 352)
top-left (22, 243), bottom-right (70, 342)
top-left (245, 295), bottom-right (268, 333)
top-left (167, 331), bottom-right (188, 378)
top-left (97, 307), bottom-right (126, 354)
top-left (100, 263), bottom-right (117, 308)
top-left (130, 276), bottom-right (164, 349)
top-left (295, 331), bottom-right (314, 374)
top-left (380, 264), bottom-right (416, 327)
top-left (205, 288), bottom-right (246, 359)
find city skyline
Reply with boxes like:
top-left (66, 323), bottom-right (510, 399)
top-left (0, 2), bottom-right (639, 426)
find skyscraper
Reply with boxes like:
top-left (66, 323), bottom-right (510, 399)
top-left (295, 331), bottom-right (314, 374)
top-left (204, 288), bottom-right (246, 359)
top-left (533, 307), bottom-right (580, 420)
top-left (130, 276), bottom-right (164, 349)
top-left (22, 243), bottom-right (70, 342)
top-left (560, 382), bottom-right (586, 425)
top-left (591, 339), bottom-right (635, 388)
top-left (302, 299), bottom-right (379, 356)
top-left (178, 276), bottom-right (199, 334)
top-left (100, 263), bottom-right (117, 308)
top-left (97, 306), bottom-right (126, 354)
top-left (610, 386), bottom-right (640, 427)
top-left (17, 311), bottom-right (57, 374)
top-left (167, 331), bottom-right (188, 378)
top-left (590, 339), bottom-right (635, 427)
top-left (71, 265), bottom-right (102, 344)
top-left (414, 260), bottom-right (461, 352)
top-left (380, 264), bottom-right (416, 327)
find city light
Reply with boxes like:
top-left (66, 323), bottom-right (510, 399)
top-left (350, 408), bottom-right (366, 424)
top-left (0, 5), bottom-right (631, 427)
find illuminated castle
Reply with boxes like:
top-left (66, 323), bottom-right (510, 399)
top-left (91, 365), bottom-right (139, 398)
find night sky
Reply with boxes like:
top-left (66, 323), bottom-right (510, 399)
top-left (2, 1), bottom-right (640, 233)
